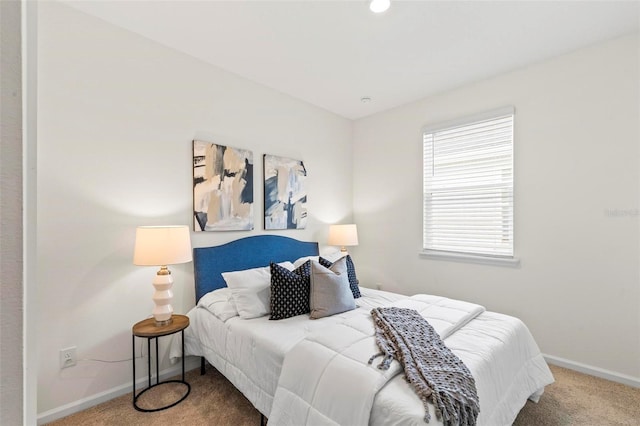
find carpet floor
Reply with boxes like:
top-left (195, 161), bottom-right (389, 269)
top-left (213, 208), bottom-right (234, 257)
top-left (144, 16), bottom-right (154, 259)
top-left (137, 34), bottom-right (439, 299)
top-left (47, 363), bottom-right (640, 425)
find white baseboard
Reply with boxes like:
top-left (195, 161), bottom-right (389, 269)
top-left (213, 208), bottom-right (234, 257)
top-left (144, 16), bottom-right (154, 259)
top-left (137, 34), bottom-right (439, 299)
top-left (37, 357), bottom-right (201, 425)
top-left (544, 354), bottom-right (640, 389)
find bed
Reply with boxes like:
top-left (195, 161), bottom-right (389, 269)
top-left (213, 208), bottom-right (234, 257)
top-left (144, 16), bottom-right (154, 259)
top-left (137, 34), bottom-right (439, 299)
top-left (170, 235), bottom-right (554, 425)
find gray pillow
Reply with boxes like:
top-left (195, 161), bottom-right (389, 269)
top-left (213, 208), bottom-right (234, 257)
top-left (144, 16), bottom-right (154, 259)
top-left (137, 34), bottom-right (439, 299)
top-left (309, 257), bottom-right (356, 319)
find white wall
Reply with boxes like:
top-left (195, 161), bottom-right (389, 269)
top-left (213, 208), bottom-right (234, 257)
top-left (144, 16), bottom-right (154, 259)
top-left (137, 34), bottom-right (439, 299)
top-left (36, 2), bottom-right (352, 416)
top-left (353, 34), bottom-right (640, 381)
top-left (35, 0), bottom-right (640, 418)
top-left (0, 1), bottom-right (24, 424)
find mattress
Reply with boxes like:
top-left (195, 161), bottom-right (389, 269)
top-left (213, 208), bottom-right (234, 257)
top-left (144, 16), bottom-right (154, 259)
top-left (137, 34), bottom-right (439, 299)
top-left (171, 287), bottom-right (553, 425)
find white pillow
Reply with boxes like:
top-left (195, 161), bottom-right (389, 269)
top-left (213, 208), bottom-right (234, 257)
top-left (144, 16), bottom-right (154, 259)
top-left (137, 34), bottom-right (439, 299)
top-left (293, 255), bottom-right (319, 268)
top-left (223, 262), bottom-right (295, 319)
top-left (293, 251), bottom-right (344, 268)
top-left (197, 288), bottom-right (238, 322)
top-left (319, 249), bottom-right (344, 263)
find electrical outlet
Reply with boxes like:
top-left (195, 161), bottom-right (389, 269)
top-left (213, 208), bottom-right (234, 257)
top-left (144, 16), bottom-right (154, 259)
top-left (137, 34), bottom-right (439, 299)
top-left (60, 346), bottom-right (77, 369)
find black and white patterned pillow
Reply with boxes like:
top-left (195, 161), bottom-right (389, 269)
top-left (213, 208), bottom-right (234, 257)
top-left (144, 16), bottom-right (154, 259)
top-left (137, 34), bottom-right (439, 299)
top-left (319, 255), bottom-right (361, 299)
top-left (269, 261), bottom-right (311, 320)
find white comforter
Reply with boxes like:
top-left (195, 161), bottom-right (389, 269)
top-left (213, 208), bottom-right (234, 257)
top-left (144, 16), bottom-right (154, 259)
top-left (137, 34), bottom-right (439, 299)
top-left (269, 295), bottom-right (486, 425)
top-left (171, 288), bottom-right (553, 425)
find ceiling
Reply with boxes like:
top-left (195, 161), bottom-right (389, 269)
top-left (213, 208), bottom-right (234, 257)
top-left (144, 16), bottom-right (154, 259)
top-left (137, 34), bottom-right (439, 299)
top-left (64, 0), bottom-right (639, 120)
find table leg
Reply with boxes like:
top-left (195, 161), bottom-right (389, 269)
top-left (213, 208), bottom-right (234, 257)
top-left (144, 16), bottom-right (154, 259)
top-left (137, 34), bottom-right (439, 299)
top-left (132, 335), bottom-right (136, 404)
top-left (147, 338), bottom-right (151, 388)
top-left (155, 337), bottom-right (159, 384)
top-left (181, 330), bottom-right (185, 381)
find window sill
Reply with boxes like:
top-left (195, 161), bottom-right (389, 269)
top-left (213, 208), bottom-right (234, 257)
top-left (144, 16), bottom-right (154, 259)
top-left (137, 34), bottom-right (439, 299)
top-left (419, 250), bottom-right (521, 268)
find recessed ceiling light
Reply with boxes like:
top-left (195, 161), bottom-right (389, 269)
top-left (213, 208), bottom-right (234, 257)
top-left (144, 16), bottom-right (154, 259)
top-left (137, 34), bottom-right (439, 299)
top-left (369, 0), bottom-right (390, 14)
top-left (360, 97), bottom-right (372, 103)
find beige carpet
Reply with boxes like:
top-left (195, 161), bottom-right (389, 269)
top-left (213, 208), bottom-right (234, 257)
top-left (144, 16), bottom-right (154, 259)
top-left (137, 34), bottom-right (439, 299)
top-left (513, 365), bottom-right (640, 426)
top-left (47, 364), bottom-right (640, 425)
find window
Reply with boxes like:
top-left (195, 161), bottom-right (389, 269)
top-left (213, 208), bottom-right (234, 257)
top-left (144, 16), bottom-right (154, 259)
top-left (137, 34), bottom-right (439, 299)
top-left (423, 107), bottom-right (514, 259)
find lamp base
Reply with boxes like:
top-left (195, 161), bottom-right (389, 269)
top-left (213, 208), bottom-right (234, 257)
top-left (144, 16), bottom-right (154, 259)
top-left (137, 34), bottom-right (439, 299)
top-left (154, 317), bottom-right (173, 327)
top-left (152, 266), bottom-right (174, 326)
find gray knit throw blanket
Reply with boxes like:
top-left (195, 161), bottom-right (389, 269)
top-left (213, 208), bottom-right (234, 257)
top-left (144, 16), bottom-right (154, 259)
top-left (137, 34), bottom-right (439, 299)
top-left (368, 307), bottom-right (480, 425)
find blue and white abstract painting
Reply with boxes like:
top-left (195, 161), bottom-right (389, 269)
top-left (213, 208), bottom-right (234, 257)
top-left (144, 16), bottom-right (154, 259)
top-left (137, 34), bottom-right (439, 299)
top-left (263, 154), bottom-right (307, 230)
top-left (193, 140), bottom-right (254, 231)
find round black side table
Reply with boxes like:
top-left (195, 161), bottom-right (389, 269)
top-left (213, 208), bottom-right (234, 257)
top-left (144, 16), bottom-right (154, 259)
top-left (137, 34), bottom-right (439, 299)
top-left (132, 314), bottom-right (190, 412)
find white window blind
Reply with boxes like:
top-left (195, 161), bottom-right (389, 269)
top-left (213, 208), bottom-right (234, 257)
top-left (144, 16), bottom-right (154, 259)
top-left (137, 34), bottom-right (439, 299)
top-left (423, 108), bottom-right (514, 258)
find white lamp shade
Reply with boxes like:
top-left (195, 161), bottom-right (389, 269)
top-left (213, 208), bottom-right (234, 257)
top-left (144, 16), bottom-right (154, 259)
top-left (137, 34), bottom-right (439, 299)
top-left (328, 224), bottom-right (359, 247)
top-left (133, 226), bottom-right (192, 266)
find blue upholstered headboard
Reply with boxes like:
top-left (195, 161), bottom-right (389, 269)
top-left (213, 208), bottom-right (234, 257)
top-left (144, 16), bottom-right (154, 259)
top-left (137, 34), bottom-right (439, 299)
top-left (193, 235), bottom-right (319, 303)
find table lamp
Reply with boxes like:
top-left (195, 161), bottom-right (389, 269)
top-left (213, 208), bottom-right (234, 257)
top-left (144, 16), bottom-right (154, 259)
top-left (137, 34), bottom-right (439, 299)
top-left (328, 224), bottom-right (359, 253)
top-left (133, 225), bottom-right (192, 326)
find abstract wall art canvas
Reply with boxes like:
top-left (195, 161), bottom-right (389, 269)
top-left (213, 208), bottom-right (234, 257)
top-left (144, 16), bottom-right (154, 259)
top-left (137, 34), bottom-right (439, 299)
top-left (263, 154), bottom-right (307, 230)
top-left (193, 140), bottom-right (254, 231)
